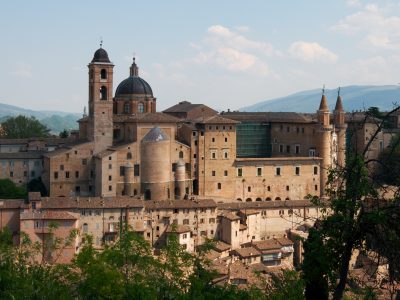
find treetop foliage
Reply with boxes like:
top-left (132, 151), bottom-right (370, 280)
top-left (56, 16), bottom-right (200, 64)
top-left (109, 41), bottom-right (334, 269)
top-left (1, 115), bottom-right (50, 138)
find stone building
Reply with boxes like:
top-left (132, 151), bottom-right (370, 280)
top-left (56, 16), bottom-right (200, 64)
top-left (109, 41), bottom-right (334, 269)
top-left (0, 46), bottom-right (349, 203)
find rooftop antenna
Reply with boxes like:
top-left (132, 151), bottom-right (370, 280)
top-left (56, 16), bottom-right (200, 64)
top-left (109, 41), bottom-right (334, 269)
top-left (100, 37), bottom-right (103, 48)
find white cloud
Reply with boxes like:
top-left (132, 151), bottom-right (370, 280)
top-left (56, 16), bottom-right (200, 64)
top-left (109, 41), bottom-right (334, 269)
top-left (346, 0), bottom-right (362, 7)
top-left (235, 25), bottom-right (250, 33)
top-left (288, 41), bottom-right (338, 63)
top-left (331, 3), bottom-right (400, 49)
top-left (207, 25), bottom-right (275, 56)
top-left (11, 62), bottom-right (32, 78)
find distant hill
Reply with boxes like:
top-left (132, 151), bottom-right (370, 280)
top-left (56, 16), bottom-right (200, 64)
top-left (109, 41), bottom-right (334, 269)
top-left (241, 85), bottom-right (400, 113)
top-left (0, 102), bottom-right (80, 134)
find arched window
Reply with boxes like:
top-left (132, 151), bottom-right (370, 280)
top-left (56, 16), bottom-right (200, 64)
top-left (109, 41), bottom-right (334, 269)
top-left (285, 197), bottom-right (290, 200)
top-left (138, 103), bottom-right (144, 113)
top-left (256, 197), bottom-right (262, 201)
top-left (82, 223), bottom-right (88, 233)
top-left (127, 152), bottom-right (132, 159)
top-left (124, 102), bottom-right (131, 114)
top-left (100, 69), bottom-right (107, 79)
top-left (100, 86), bottom-right (107, 100)
top-left (246, 198), bottom-right (252, 202)
top-left (275, 197), bottom-right (281, 201)
top-left (179, 151), bottom-right (183, 159)
top-left (266, 197), bottom-right (272, 201)
top-left (236, 198), bottom-right (242, 202)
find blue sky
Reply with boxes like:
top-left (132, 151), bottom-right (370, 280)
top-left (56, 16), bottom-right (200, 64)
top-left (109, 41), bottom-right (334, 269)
top-left (1, 0), bottom-right (400, 113)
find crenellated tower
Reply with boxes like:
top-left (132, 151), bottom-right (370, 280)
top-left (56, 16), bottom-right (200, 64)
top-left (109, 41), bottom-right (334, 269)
top-left (333, 88), bottom-right (347, 168)
top-left (87, 45), bottom-right (114, 153)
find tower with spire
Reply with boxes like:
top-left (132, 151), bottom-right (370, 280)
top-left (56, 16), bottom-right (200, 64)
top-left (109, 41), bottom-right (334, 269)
top-left (317, 86), bottom-right (333, 196)
top-left (333, 87), bottom-right (347, 168)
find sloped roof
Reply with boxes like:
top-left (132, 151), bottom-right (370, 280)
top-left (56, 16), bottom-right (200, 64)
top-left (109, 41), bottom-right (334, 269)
top-left (195, 115), bottom-right (240, 124)
top-left (40, 197), bottom-right (144, 209)
top-left (20, 211), bottom-right (77, 220)
top-left (233, 246), bottom-right (261, 258)
top-left (165, 224), bottom-right (191, 234)
top-left (222, 112), bottom-right (314, 123)
top-left (145, 199), bottom-right (217, 210)
top-left (113, 113), bottom-right (180, 123)
top-left (142, 127), bottom-right (169, 142)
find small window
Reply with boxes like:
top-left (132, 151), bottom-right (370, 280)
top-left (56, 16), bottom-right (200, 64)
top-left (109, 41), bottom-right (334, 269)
top-left (315, 185), bottom-right (318, 191)
top-left (100, 86), bottom-right (107, 100)
top-left (124, 102), bottom-right (131, 114)
top-left (286, 126), bottom-right (290, 132)
top-left (248, 186), bottom-right (251, 192)
top-left (224, 170), bottom-right (228, 176)
top-left (108, 175), bottom-right (112, 181)
top-left (23, 171), bottom-right (27, 177)
top-left (279, 144), bottom-right (284, 153)
top-left (179, 151), bottom-right (184, 159)
top-left (295, 145), bottom-right (300, 154)
top-left (224, 151), bottom-right (228, 159)
top-left (286, 145), bottom-right (291, 153)
top-left (217, 183), bottom-right (221, 190)
top-left (211, 152), bottom-right (216, 159)
top-left (109, 185), bottom-right (112, 191)
top-left (286, 185), bottom-right (289, 191)
top-left (134, 164), bottom-right (140, 176)
top-left (212, 137), bottom-right (215, 142)
top-left (225, 137), bottom-right (228, 142)
top-left (127, 152), bottom-right (132, 159)
top-left (65, 171), bottom-right (70, 178)
top-left (276, 167), bottom-right (281, 176)
top-left (257, 167), bottom-right (262, 176)
top-left (75, 171), bottom-right (79, 178)
top-left (120, 166), bottom-right (125, 176)
top-left (212, 170), bottom-right (216, 176)
top-left (82, 159), bottom-right (87, 165)
top-left (10, 171), bottom-right (14, 177)
top-left (108, 156), bottom-right (112, 161)
top-left (192, 131), bottom-right (196, 136)
top-left (54, 172), bottom-right (58, 179)
top-left (100, 69), bottom-right (107, 79)
top-left (60, 165), bottom-right (64, 171)
top-left (267, 186), bottom-right (271, 191)
top-left (313, 166), bottom-right (318, 175)
top-left (138, 103), bottom-right (144, 113)
top-left (108, 164), bottom-right (112, 169)
top-left (237, 168), bottom-right (243, 177)
top-left (295, 166), bottom-right (300, 175)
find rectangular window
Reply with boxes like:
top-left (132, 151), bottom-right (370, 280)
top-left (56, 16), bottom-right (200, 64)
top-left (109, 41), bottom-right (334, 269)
top-left (286, 145), bottom-right (291, 153)
top-left (23, 171), bottom-right (27, 177)
top-left (313, 166), bottom-right (318, 175)
top-left (193, 154), bottom-right (197, 159)
top-left (82, 159), bottom-right (87, 165)
top-left (212, 171), bottom-right (216, 176)
top-left (54, 172), bottom-right (58, 179)
top-left (315, 185), bottom-right (318, 191)
top-left (309, 149), bottom-right (316, 157)
top-left (295, 144), bottom-right (300, 154)
top-left (172, 163), bottom-right (177, 172)
top-left (212, 137), bottom-right (215, 142)
top-left (192, 131), bottom-right (196, 136)
top-left (194, 141), bottom-right (198, 146)
top-left (183, 219), bottom-right (189, 225)
top-left (200, 218), bottom-right (204, 224)
top-left (75, 171), bottom-right (79, 178)
top-left (108, 164), bottom-right (112, 169)
top-left (295, 166), bottom-right (300, 175)
top-left (65, 171), bottom-right (70, 179)
top-left (10, 171), bottom-right (13, 177)
top-left (211, 151), bottom-right (216, 159)
top-left (108, 185), bottom-right (112, 191)
top-left (224, 170), bottom-right (228, 176)
top-left (134, 164), bottom-right (140, 176)
top-left (108, 175), bottom-right (112, 181)
top-left (224, 151), bottom-right (228, 159)
top-left (279, 144), bottom-right (284, 153)
top-left (120, 166), bottom-right (125, 176)
top-left (237, 168), bottom-right (243, 177)
top-left (209, 218), bottom-right (215, 224)
top-left (60, 165), bottom-right (64, 171)
top-left (276, 167), bottom-right (281, 176)
top-left (257, 167), bottom-right (262, 176)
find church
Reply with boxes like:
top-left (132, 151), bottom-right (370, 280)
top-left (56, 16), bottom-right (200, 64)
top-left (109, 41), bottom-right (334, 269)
top-left (36, 46), bottom-right (346, 202)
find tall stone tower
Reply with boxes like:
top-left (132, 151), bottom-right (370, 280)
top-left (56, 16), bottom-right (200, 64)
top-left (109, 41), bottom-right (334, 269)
top-left (87, 46), bottom-right (114, 154)
top-left (317, 91), bottom-right (333, 196)
top-left (334, 89), bottom-right (346, 168)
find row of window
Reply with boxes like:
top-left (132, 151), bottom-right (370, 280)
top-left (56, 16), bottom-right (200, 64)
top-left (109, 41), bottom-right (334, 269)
top-left (278, 144), bottom-right (301, 154)
top-left (236, 166), bottom-right (318, 177)
top-left (123, 102), bottom-right (145, 114)
top-left (208, 125), bottom-right (233, 131)
top-left (3, 160), bottom-right (41, 167)
top-left (279, 125), bottom-right (307, 134)
top-left (8, 170), bottom-right (36, 178)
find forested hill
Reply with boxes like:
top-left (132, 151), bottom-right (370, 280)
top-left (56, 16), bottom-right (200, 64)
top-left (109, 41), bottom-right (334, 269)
top-left (241, 85), bottom-right (400, 113)
top-left (0, 102), bottom-right (80, 133)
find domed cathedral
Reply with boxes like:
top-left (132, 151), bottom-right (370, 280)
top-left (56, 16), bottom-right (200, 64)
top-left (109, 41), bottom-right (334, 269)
top-left (76, 46), bottom-right (191, 199)
top-left (113, 57), bottom-right (156, 115)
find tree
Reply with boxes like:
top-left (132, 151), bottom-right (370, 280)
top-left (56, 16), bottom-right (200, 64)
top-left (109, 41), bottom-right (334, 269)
top-left (27, 177), bottom-right (47, 196)
top-left (1, 115), bottom-right (50, 138)
top-left (59, 129), bottom-right (69, 138)
top-left (302, 107), bottom-right (400, 300)
top-left (0, 178), bottom-right (27, 199)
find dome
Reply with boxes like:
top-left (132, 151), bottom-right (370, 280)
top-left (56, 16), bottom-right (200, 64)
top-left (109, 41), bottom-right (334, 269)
top-left (91, 48), bottom-right (110, 63)
top-left (115, 76), bottom-right (153, 97)
top-left (142, 127), bottom-right (169, 142)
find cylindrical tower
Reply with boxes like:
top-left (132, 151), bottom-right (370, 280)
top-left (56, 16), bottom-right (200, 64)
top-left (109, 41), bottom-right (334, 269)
top-left (317, 92), bottom-right (333, 196)
top-left (124, 162), bottom-right (135, 196)
top-left (175, 160), bottom-right (186, 199)
top-left (334, 90), bottom-right (347, 168)
top-left (140, 127), bottom-right (171, 200)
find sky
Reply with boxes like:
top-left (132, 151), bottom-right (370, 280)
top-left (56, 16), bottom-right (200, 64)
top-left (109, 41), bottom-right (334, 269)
top-left (1, 0), bottom-right (400, 113)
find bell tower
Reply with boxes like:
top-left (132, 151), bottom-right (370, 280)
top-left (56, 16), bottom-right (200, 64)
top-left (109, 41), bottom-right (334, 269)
top-left (87, 44), bottom-right (114, 154)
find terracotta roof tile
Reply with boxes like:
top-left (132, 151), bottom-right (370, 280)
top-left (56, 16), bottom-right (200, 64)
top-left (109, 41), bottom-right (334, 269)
top-left (20, 211), bottom-right (77, 220)
top-left (165, 224), bottom-right (191, 234)
top-left (40, 197), bottom-right (144, 209)
top-left (145, 199), bottom-right (217, 210)
top-left (233, 246), bottom-right (261, 258)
